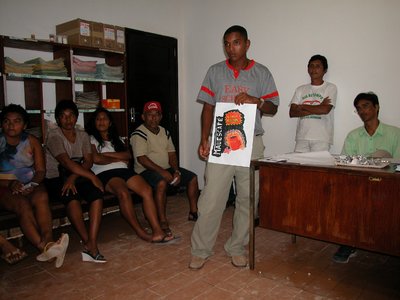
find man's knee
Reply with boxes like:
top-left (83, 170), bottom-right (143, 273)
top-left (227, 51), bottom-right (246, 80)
top-left (190, 175), bottom-right (198, 184)
top-left (141, 184), bottom-right (153, 198)
top-left (188, 175), bottom-right (199, 188)
top-left (156, 179), bottom-right (168, 193)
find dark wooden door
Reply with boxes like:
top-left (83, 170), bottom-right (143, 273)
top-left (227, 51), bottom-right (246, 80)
top-left (125, 28), bottom-right (179, 151)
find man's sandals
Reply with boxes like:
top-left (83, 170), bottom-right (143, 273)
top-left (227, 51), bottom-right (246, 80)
top-left (151, 235), bottom-right (180, 245)
top-left (160, 221), bottom-right (173, 237)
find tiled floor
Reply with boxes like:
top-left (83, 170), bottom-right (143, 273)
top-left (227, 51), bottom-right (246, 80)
top-left (1, 193), bottom-right (400, 299)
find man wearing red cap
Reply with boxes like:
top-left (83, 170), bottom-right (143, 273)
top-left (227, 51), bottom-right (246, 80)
top-left (130, 101), bottom-right (199, 236)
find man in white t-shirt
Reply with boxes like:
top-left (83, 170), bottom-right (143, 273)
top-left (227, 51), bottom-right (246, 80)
top-left (289, 55), bottom-right (337, 152)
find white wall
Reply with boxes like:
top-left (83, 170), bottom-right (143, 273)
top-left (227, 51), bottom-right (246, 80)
top-left (1, 0), bottom-right (400, 188)
top-left (0, 0), bottom-right (184, 39)
top-left (181, 0), bottom-right (400, 187)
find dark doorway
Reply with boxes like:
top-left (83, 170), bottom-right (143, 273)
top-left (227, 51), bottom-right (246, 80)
top-left (125, 28), bottom-right (179, 152)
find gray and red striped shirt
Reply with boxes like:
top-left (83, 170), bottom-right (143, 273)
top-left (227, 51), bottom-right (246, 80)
top-left (197, 59), bottom-right (279, 135)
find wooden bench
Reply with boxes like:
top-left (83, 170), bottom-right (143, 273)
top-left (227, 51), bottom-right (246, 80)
top-left (0, 184), bottom-right (182, 237)
top-left (0, 193), bottom-right (121, 234)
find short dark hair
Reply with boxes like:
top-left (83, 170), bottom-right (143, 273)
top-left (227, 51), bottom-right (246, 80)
top-left (55, 100), bottom-right (79, 126)
top-left (308, 54), bottom-right (328, 71)
top-left (353, 92), bottom-right (379, 107)
top-left (0, 104), bottom-right (29, 126)
top-left (224, 25), bottom-right (248, 40)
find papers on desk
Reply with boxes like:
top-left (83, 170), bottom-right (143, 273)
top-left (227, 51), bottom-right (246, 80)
top-left (260, 151), bottom-right (336, 166)
top-left (396, 165), bottom-right (400, 172)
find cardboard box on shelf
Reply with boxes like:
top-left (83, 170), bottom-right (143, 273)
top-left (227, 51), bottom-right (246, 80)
top-left (91, 21), bottom-right (104, 48)
top-left (101, 99), bottom-right (120, 109)
top-left (103, 24), bottom-right (116, 50)
top-left (56, 18), bottom-right (91, 47)
top-left (115, 26), bottom-right (125, 52)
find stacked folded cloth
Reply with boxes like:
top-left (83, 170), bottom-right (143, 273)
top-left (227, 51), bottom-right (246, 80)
top-left (25, 57), bottom-right (68, 77)
top-left (75, 91), bottom-right (100, 109)
top-left (5, 57), bottom-right (68, 77)
top-left (96, 63), bottom-right (124, 80)
top-left (73, 56), bottom-right (97, 78)
top-left (4, 57), bottom-right (35, 74)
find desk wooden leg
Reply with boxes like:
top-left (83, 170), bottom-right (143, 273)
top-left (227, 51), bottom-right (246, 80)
top-left (291, 234), bottom-right (297, 244)
top-left (249, 164), bottom-right (255, 270)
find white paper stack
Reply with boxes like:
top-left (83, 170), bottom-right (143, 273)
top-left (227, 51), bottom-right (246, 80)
top-left (262, 151), bottom-right (336, 166)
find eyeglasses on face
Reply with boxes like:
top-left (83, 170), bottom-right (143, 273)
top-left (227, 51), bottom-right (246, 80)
top-left (355, 102), bottom-right (374, 114)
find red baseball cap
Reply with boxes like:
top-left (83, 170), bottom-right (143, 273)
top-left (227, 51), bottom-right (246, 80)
top-left (143, 101), bottom-right (162, 113)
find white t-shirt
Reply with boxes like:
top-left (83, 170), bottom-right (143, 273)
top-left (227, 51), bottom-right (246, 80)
top-left (90, 136), bottom-right (127, 175)
top-left (290, 81), bottom-right (337, 144)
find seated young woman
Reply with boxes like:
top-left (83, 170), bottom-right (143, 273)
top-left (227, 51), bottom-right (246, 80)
top-left (0, 104), bottom-right (69, 268)
top-left (86, 107), bottom-right (177, 243)
top-left (44, 100), bottom-right (105, 263)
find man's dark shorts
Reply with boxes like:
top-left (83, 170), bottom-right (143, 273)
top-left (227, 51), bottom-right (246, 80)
top-left (140, 167), bottom-right (196, 189)
top-left (44, 177), bottom-right (104, 205)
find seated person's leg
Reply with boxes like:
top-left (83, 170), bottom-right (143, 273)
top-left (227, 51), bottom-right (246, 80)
top-left (29, 184), bottom-right (53, 247)
top-left (87, 199), bottom-right (102, 252)
top-left (140, 170), bottom-right (169, 228)
top-left (103, 172), bottom-right (153, 242)
top-left (173, 167), bottom-right (199, 221)
top-left (46, 177), bottom-right (89, 246)
top-left (0, 189), bottom-right (44, 251)
top-left (75, 178), bottom-right (105, 261)
top-left (66, 200), bottom-right (88, 243)
top-left (0, 234), bottom-right (27, 264)
top-left (125, 174), bottom-right (171, 241)
top-left (1, 183), bottom-right (68, 267)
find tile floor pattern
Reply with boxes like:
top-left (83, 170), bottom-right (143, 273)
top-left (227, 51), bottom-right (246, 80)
top-left (1, 193), bottom-right (400, 299)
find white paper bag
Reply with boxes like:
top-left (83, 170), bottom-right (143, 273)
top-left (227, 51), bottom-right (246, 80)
top-left (208, 103), bottom-right (256, 167)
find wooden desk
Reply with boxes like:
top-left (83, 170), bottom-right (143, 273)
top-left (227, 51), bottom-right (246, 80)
top-left (249, 160), bottom-right (400, 270)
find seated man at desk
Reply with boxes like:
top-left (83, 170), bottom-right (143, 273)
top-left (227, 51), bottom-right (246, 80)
top-left (333, 91), bottom-right (400, 263)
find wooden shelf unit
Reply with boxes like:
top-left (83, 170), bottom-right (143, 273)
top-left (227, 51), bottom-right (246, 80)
top-left (0, 35), bottom-right (128, 142)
